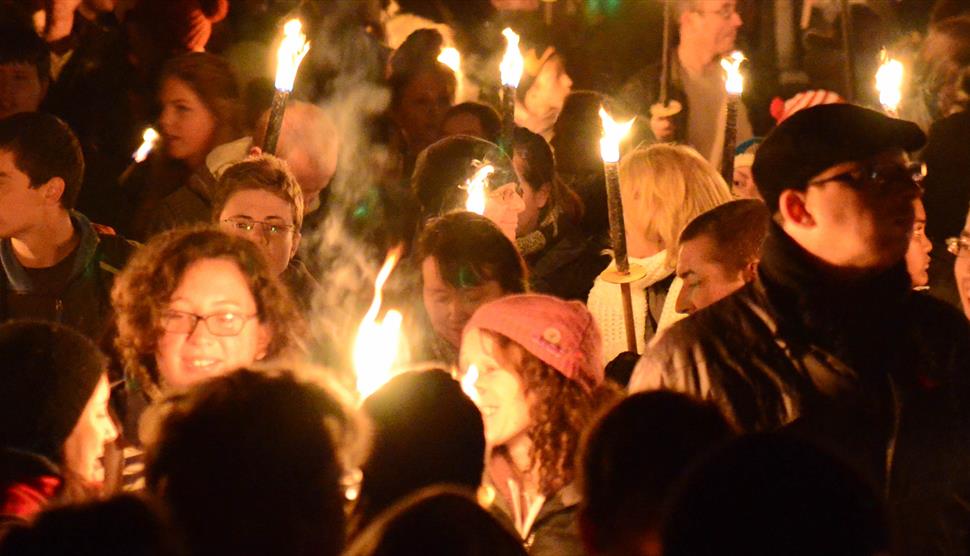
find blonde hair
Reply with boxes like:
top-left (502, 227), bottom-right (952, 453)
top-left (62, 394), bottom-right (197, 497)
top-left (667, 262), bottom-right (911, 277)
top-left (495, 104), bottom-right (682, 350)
top-left (619, 144), bottom-right (732, 267)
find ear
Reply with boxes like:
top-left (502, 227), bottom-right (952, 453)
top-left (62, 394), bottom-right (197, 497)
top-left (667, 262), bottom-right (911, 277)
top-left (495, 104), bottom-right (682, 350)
top-left (741, 259), bottom-right (759, 282)
top-left (41, 176), bottom-right (66, 207)
top-left (289, 231), bottom-right (302, 260)
top-left (777, 189), bottom-right (814, 229)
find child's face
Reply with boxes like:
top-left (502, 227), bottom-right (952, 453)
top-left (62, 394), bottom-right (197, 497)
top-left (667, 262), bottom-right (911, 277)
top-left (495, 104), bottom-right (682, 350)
top-left (218, 188), bottom-right (300, 277)
top-left (0, 62), bottom-right (47, 120)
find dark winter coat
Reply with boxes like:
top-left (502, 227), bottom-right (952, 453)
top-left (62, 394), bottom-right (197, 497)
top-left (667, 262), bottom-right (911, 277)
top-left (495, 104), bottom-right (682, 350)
top-left (0, 211), bottom-right (136, 342)
top-left (630, 224), bottom-right (970, 556)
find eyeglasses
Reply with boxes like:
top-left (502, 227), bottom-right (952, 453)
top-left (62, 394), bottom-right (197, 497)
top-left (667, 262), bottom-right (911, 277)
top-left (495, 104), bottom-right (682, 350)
top-left (946, 236), bottom-right (970, 257)
top-left (222, 217), bottom-right (296, 237)
top-left (806, 162), bottom-right (925, 191)
top-left (693, 4), bottom-right (738, 20)
top-left (159, 309), bottom-right (258, 336)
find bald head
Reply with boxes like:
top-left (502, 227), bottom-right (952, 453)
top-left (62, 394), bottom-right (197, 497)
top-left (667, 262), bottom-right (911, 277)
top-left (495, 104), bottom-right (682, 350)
top-left (256, 101), bottom-right (339, 203)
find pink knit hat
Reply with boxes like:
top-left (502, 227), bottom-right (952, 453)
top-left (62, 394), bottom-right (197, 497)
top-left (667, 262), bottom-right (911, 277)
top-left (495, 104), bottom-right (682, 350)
top-left (464, 294), bottom-right (604, 389)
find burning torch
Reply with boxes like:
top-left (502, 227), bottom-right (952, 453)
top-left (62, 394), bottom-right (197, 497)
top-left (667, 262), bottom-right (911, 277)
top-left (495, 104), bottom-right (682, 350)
top-left (598, 107), bottom-right (644, 354)
top-left (499, 28), bottom-right (524, 156)
top-left (720, 51), bottom-right (745, 186)
top-left (262, 18), bottom-right (310, 155)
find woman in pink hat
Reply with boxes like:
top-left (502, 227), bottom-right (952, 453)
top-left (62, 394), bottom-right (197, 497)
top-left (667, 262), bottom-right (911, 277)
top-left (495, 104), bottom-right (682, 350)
top-left (459, 294), bottom-right (618, 556)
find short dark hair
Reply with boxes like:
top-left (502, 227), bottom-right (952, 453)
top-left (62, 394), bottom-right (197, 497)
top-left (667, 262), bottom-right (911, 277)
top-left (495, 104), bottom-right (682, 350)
top-left (212, 154), bottom-right (305, 230)
top-left (0, 112), bottom-right (83, 209)
top-left (410, 135), bottom-right (518, 220)
top-left (579, 391), bottom-right (734, 555)
top-left (663, 433), bottom-right (889, 556)
top-left (0, 21), bottom-right (51, 83)
top-left (442, 102), bottom-right (502, 143)
top-left (144, 367), bottom-right (360, 556)
top-left (352, 370), bottom-right (485, 534)
top-left (678, 199), bottom-right (770, 273)
top-left (345, 486), bottom-right (528, 556)
top-left (415, 211), bottom-right (528, 294)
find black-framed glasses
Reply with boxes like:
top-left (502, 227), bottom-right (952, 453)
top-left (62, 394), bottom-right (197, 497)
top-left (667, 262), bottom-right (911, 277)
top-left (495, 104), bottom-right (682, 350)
top-left (806, 162), bottom-right (926, 191)
top-left (159, 309), bottom-right (258, 336)
top-left (222, 217), bottom-right (296, 237)
top-left (946, 236), bottom-right (970, 257)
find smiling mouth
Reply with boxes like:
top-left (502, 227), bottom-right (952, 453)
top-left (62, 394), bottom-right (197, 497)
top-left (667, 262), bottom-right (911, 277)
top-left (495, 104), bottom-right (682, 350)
top-left (184, 358), bottom-right (222, 373)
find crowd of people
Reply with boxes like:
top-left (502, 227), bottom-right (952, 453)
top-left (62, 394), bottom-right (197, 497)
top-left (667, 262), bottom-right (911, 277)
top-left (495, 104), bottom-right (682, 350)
top-left (1, 0), bottom-right (970, 555)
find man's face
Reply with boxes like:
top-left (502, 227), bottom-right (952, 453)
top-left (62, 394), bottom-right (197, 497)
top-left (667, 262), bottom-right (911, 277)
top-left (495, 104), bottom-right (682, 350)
top-left (794, 149), bottom-right (919, 272)
top-left (675, 235), bottom-right (749, 314)
top-left (523, 55), bottom-right (573, 120)
top-left (0, 63), bottom-right (47, 120)
top-left (955, 211), bottom-right (970, 319)
top-left (0, 150), bottom-right (47, 238)
top-left (395, 69), bottom-right (453, 153)
top-left (681, 1), bottom-right (742, 58)
top-left (421, 256), bottom-right (506, 347)
top-left (218, 189), bottom-right (300, 277)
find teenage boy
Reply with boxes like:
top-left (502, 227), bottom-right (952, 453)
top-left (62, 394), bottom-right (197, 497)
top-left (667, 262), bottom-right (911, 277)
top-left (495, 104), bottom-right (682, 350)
top-left (0, 112), bottom-right (135, 340)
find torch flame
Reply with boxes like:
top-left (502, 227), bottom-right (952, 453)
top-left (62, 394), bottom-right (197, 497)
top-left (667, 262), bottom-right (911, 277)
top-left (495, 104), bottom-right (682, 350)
top-left (875, 48), bottom-right (904, 115)
top-left (720, 51), bottom-right (746, 96)
top-left (132, 127), bottom-right (159, 162)
top-left (500, 28), bottom-right (524, 87)
top-left (438, 47), bottom-right (461, 75)
top-left (274, 19), bottom-right (310, 92)
top-left (461, 364), bottom-right (479, 403)
top-left (353, 246), bottom-right (405, 399)
top-left (464, 163), bottom-right (495, 215)
top-left (598, 107), bottom-right (635, 164)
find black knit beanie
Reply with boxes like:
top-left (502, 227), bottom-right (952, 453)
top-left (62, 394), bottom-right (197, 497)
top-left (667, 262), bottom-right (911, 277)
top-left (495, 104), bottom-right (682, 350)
top-left (0, 321), bottom-right (106, 463)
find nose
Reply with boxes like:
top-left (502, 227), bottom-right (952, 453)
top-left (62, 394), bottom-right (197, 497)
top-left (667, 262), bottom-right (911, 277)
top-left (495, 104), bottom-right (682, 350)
top-left (185, 317), bottom-right (215, 345)
top-left (675, 285), bottom-right (693, 315)
top-left (511, 189), bottom-right (526, 214)
top-left (103, 417), bottom-right (120, 444)
top-left (731, 9), bottom-right (743, 27)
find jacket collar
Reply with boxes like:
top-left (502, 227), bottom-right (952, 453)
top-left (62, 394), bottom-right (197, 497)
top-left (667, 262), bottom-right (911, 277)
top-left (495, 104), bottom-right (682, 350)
top-left (1, 211), bottom-right (99, 292)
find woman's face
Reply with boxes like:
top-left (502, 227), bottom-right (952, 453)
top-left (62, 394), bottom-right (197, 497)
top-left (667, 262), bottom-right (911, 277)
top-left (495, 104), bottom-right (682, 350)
top-left (158, 77), bottom-right (218, 167)
top-left (483, 182), bottom-right (526, 241)
top-left (905, 198), bottom-right (932, 288)
top-left (63, 375), bottom-right (118, 484)
top-left (512, 154), bottom-right (549, 236)
top-left (955, 211), bottom-right (970, 319)
top-left (155, 258), bottom-right (271, 390)
top-left (460, 327), bottom-right (531, 447)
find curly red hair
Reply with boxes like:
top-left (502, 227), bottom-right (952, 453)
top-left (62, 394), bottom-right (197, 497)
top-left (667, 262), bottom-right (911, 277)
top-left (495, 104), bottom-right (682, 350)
top-left (489, 332), bottom-right (619, 496)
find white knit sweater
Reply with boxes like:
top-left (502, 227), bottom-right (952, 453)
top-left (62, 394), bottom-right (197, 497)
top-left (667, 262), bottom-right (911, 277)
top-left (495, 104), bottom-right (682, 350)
top-left (587, 251), bottom-right (686, 365)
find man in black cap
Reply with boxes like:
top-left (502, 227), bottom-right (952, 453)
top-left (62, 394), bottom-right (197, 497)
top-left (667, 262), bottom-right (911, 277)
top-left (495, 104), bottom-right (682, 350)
top-left (630, 103), bottom-right (970, 556)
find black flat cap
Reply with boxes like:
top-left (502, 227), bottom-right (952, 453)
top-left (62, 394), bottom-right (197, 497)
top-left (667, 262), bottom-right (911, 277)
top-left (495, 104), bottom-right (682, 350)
top-left (753, 103), bottom-right (926, 211)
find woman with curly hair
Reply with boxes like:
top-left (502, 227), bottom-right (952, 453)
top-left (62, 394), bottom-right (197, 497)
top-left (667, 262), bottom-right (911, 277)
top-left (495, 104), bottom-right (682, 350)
top-left (111, 227), bottom-right (304, 445)
top-left (459, 294), bottom-right (618, 556)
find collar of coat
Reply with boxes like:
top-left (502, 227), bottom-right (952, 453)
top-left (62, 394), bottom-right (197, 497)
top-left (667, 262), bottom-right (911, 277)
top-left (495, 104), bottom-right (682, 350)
top-left (0, 211), bottom-right (100, 293)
